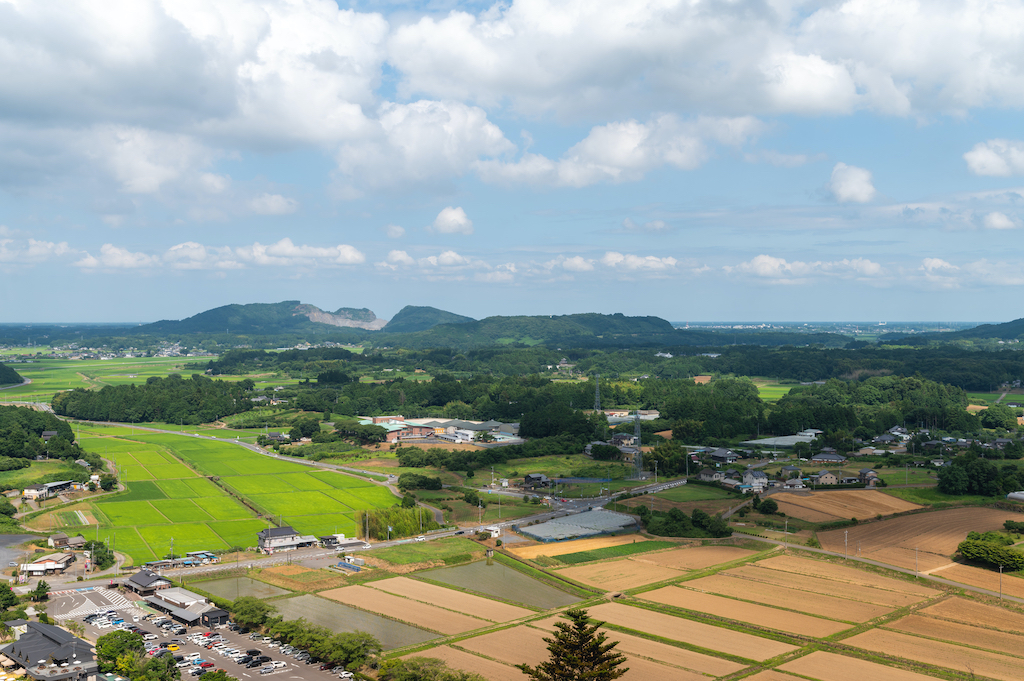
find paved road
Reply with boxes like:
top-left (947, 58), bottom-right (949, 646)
top-left (0, 378), bottom-right (31, 391)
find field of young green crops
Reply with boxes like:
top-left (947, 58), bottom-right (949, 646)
top-left (51, 430), bottom-right (399, 566)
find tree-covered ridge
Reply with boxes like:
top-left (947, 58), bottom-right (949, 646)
top-left (382, 305), bottom-right (475, 333)
top-left (137, 300), bottom-right (385, 335)
top-left (0, 363), bottom-right (21, 386)
top-left (52, 374), bottom-right (255, 424)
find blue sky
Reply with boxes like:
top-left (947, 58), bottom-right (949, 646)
top-left (3, 0), bottom-right (1024, 324)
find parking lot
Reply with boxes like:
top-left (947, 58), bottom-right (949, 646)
top-left (50, 588), bottom-right (352, 681)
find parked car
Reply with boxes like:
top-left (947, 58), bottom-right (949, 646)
top-left (189, 668), bottom-right (205, 677)
top-left (236, 657), bottom-right (252, 665)
top-left (246, 649), bottom-right (261, 657)
top-left (176, 662), bottom-right (192, 669)
top-left (200, 662), bottom-right (214, 669)
top-left (192, 660), bottom-right (206, 667)
top-left (185, 653), bottom-right (201, 661)
top-left (259, 667), bottom-right (274, 675)
top-left (338, 672), bottom-right (354, 679)
top-left (246, 661), bottom-right (263, 669)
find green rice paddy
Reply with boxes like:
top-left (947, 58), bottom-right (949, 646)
top-left (50, 428), bottom-right (399, 566)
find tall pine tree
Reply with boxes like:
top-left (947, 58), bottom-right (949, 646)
top-left (516, 608), bottom-right (628, 681)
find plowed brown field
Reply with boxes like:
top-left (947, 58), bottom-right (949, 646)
top-left (817, 507), bottom-right (1022, 571)
top-left (510, 534), bottom-right (646, 559)
top-left (932, 564), bottom-right (1024, 598)
top-left (367, 577), bottom-right (533, 622)
top-left (778, 651), bottom-right (943, 681)
top-left (527, 619), bottom-right (746, 677)
top-left (755, 555), bottom-right (939, 597)
top-left (456, 626), bottom-right (709, 681)
top-left (404, 646), bottom-right (522, 681)
top-left (722, 564), bottom-right (927, 607)
top-left (638, 545), bottom-right (756, 569)
top-left (586, 603), bottom-right (798, 660)
top-left (680, 574), bottom-right (891, 621)
top-left (772, 490), bottom-right (920, 521)
top-left (320, 586), bottom-right (488, 634)
top-left (886, 614), bottom-right (1024, 657)
top-left (639, 587), bottom-right (851, 637)
top-left (922, 596), bottom-right (1024, 633)
top-left (556, 561), bottom-right (684, 590)
top-left (845, 629), bottom-right (1021, 681)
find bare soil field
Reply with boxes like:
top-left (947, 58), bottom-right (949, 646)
top-left (510, 534), bottom-right (646, 559)
top-left (742, 672), bottom-right (798, 681)
top-left (320, 586), bottom-right (489, 634)
top-left (772, 490), bottom-right (920, 522)
top-left (886, 613), bottom-right (1024, 657)
top-left (457, 625), bottom-right (549, 667)
top-left (639, 545), bottom-right (756, 569)
top-left (723, 564), bottom-right (927, 608)
top-left (757, 555), bottom-right (941, 598)
top-left (922, 596), bottom-right (1024, 633)
top-left (556, 561), bottom-right (685, 591)
top-left (845, 628), bottom-right (1022, 681)
top-left (778, 651), bottom-right (943, 681)
top-left (527, 618), bottom-right (746, 677)
top-left (585, 603), bottom-right (798, 660)
top-left (932, 563), bottom-right (1024, 599)
top-left (266, 565), bottom-right (308, 576)
top-left (640, 587), bottom-right (851, 637)
top-left (771, 500), bottom-right (842, 523)
top-left (817, 507), bottom-right (1022, 571)
top-left (367, 577), bottom-right (533, 622)
top-left (680, 574), bottom-right (892, 621)
top-left (404, 646), bottom-right (523, 681)
top-left (475, 624), bottom-right (727, 681)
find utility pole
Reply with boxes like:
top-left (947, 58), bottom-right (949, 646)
top-left (844, 530), bottom-right (848, 559)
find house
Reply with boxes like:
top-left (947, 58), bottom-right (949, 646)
top-left (47, 533), bottom-right (68, 549)
top-left (698, 468), bottom-right (723, 482)
top-left (710, 448), bottom-right (738, 464)
top-left (809, 470), bottom-right (838, 485)
top-left (1, 620), bottom-right (96, 681)
top-left (720, 478), bottom-right (742, 489)
top-left (810, 452), bottom-right (847, 465)
top-left (20, 553), bottom-right (75, 577)
top-left (742, 469), bottom-right (769, 490)
top-left (40, 431), bottom-right (59, 442)
top-left (265, 433), bottom-right (289, 443)
top-left (523, 474), bottom-right (551, 489)
top-left (781, 465), bottom-right (801, 478)
top-left (784, 478), bottom-right (805, 489)
top-left (840, 476), bottom-right (860, 484)
top-left (874, 433), bottom-right (898, 444)
top-left (859, 468), bottom-right (879, 484)
top-left (124, 568), bottom-right (172, 596)
top-left (256, 526), bottom-right (317, 552)
top-left (22, 481), bottom-right (75, 500)
top-left (144, 587), bottom-right (229, 628)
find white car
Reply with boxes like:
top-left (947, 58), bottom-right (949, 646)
top-left (338, 672), bottom-right (353, 679)
top-left (361, 543), bottom-right (371, 549)
top-left (415, 535), bottom-right (425, 542)
top-left (176, 662), bottom-right (192, 669)
top-left (270, 661), bottom-right (286, 669)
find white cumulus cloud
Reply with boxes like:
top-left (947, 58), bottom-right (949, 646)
top-left (430, 207), bottom-right (474, 235)
top-left (383, 224), bottom-right (405, 239)
top-left (965, 140), bottom-right (1024, 176)
top-left (76, 244), bottom-right (158, 269)
top-left (730, 255), bottom-right (882, 281)
top-left (829, 162), bottom-right (876, 203)
top-left (983, 211), bottom-right (1017, 230)
top-left (601, 252), bottom-right (677, 271)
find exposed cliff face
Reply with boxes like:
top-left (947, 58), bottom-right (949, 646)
top-left (296, 305), bottom-right (388, 330)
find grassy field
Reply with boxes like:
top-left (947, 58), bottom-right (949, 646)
top-left (966, 392), bottom-right (1002, 405)
top-left (372, 537), bottom-right (483, 565)
top-left (654, 485), bottom-right (735, 503)
top-left (752, 379), bottom-right (794, 402)
top-left (883, 487), bottom-right (994, 506)
top-left (0, 357), bottom-right (191, 403)
top-left (876, 468), bottom-right (937, 486)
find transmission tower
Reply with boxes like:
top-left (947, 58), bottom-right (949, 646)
top-left (633, 410), bottom-right (643, 479)
top-left (593, 374), bottom-right (601, 411)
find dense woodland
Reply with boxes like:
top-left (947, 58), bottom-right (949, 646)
top-left (0, 363), bottom-right (22, 386)
top-left (52, 374), bottom-right (255, 424)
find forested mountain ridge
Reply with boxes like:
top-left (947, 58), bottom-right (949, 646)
top-left (382, 305), bottom-right (475, 333)
top-left (0, 363), bottom-right (22, 386)
top-left (137, 301), bottom-right (387, 335)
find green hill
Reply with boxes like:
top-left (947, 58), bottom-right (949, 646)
top-left (0, 363), bottom-right (22, 386)
top-left (137, 301), bottom-right (387, 335)
top-left (383, 306), bottom-right (475, 333)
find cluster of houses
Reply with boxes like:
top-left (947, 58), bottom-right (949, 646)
top-left (699, 462), bottom-right (881, 493)
top-left (1, 619), bottom-right (96, 681)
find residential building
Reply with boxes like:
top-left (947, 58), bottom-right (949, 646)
top-left (859, 469), bottom-right (879, 484)
top-left (21, 553), bottom-right (75, 577)
top-left (256, 526), bottom-right (317, 552)
top-left (810, 470), bottom-right (838, 485)
top-left (698, 468), bottom-right (723, 482)
top-left (742, 469), bottom-right (769, 490)
top-left (523, 474), bottom-right (551, 489)
top-left (710, 448), bottom-right (738, 464)
top-left (810, 452), bottom-right (847, 465)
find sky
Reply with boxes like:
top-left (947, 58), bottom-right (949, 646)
top-left (3, 0), bottom-right (1024, 324)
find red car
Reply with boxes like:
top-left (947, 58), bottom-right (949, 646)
top-left (200, 662), bottom-right (214, 669)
